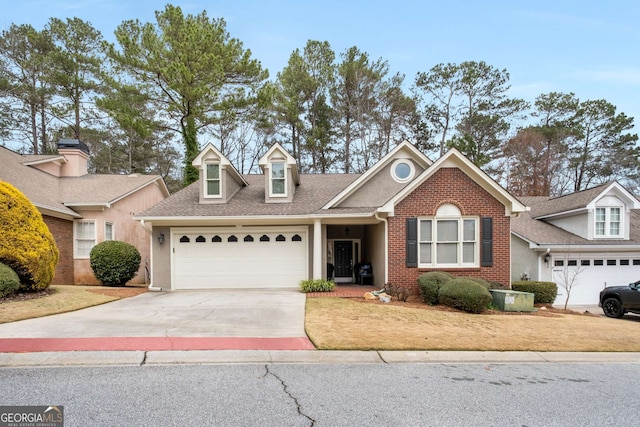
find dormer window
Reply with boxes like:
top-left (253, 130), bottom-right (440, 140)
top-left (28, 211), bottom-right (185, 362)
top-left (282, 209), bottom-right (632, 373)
top-left (595, 207), bottom-right (621, 237)
top-left (270, 161), bottom-right (286, 196)
top-left (205, 163), bottom-right (221, 197)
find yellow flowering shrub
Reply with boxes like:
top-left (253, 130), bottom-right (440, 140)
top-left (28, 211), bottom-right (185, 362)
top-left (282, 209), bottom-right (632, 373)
top-left (0, 181), bottom-right (59, 291)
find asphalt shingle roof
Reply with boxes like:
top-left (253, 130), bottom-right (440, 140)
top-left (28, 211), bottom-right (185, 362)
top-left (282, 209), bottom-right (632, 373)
top-left (0, 145), bottom-right (164, 217)
top-left (512, 194), bottom-right (640, 246)
top-left (140, 173), bottom-right (365, 217)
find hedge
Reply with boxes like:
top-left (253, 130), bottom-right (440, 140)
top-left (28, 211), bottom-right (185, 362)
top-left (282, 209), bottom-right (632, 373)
top-left (438, 278), bottom-right (493, 314)
top-left (417, 272), bottom-right (454, 305)
top-left (300, 279), bottom-right (336, 293)
top-left (511, 281), bottom-right (557, 304)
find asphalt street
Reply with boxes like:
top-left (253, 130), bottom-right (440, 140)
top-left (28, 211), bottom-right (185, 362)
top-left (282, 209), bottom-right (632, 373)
top-left (1, 362), bottom-right (637, 426)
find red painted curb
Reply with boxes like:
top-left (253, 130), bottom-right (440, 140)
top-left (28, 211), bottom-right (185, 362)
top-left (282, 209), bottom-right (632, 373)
top-left (0, 337), bottom-right (316, 353)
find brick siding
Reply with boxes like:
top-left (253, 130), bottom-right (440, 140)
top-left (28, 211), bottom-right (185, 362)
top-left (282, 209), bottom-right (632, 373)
top-left (388, 168), bottom-right (511, 293)
top-left (43, 215), bottom-right (74, 285)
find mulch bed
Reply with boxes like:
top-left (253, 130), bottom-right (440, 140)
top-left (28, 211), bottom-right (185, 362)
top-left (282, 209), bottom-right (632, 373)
top-left (0, 288), bottom-right (56, 304)
top-left (86, 286), bottom-right (148, 298)
top-left (353, 294), bottom-right (596, 317)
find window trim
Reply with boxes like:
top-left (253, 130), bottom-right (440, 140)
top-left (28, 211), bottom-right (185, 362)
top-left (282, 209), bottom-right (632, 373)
top-left (204, 162), bottom-right (222, 198)
top-left (104, 221), bottom-right (114, 241)
top-left (74, 220), bottom-right (96, 259)
top-left (594, 206), bottom-right (622, 238)
top-left (418, 215), bottom-right (479, 268)
top-left (270, 161), bottom-right (287, 197)
top-left (391, 159), bottom-right (415, 183)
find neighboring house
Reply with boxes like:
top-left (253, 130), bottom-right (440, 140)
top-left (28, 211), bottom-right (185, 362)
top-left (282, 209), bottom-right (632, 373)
top-left (511, 181), bottom-right (640, 305)
top-left (137, 141), bottom-right (526, 293)
top-left (0, 140), bottom-right (170, 285)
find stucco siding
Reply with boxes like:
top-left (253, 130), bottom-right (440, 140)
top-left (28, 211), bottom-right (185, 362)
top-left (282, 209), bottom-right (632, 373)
top-left (545, 213), bottom-right (589, 240)
top-left (73, 180), bottom-right (166, 285)
top-left (511, 234), bottom-right (539, 282)
top-left (338, 160), bottom-right (424, 208)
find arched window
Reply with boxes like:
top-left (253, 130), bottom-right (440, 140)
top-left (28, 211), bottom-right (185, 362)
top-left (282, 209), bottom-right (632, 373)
top-left (418, 204), bottom-right (478, 267)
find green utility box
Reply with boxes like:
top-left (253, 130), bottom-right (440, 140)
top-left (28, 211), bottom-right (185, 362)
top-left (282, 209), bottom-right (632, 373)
top-left (489, 289), bottom-right (535, 312)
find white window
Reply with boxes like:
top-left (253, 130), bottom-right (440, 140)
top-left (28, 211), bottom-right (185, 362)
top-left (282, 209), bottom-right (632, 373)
top-left (418, 205), bottom-right (478, 267)
top-left (74, 220), bottom-right (96, 258)
top-left (271, 162), bottom-right (286, 196)
top-left (595, 206), bottom-right (622, 237)
top-left (205, 163), bottom-right (221, 197)
top-left (105, 222), bottom-right (114, 241)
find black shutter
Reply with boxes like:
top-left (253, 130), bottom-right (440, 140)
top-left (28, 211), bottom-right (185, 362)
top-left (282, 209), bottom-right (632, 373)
top-left (481, 217), bottom-right (493, 267)
top-left (406, 218), bottom-right (418, 268)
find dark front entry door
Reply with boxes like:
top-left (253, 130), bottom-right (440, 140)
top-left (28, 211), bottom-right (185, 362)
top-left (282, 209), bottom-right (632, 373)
top-left (334, 241), bottom-right (353, 279)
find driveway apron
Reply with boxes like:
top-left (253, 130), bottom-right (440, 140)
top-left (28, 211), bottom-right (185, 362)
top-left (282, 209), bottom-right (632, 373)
top-left (0, 289), bottom-right (314, 352)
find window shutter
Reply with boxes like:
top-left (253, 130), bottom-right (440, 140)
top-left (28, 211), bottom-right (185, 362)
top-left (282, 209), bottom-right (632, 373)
top-left (481, 217), bottom-right (493, 267)
top-left (406, 218), bottom-right (418, 268)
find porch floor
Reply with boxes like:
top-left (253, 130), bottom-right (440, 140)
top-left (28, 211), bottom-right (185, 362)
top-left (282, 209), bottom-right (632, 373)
top-left (305, 284), bottom-right (379, 298)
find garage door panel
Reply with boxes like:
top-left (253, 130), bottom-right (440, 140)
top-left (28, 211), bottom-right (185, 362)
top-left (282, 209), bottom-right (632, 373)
top-left (172, 230), bottom-right (307, 289)
top-left (552, 256), bottom-right (640, 305)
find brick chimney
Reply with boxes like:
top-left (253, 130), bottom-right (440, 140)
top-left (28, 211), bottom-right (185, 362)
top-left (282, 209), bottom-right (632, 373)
top-left (57, 139), bottom-right (90, 177)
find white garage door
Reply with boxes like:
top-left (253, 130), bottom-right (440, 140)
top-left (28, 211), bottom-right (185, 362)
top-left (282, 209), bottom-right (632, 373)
top-left (172, 228), bottom-right (308, 289)
top-left (552, 255), bottom-right (640, 305)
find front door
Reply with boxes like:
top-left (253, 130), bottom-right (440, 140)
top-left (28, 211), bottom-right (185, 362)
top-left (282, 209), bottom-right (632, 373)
top-left (334, 240), bottom-right (353, 281)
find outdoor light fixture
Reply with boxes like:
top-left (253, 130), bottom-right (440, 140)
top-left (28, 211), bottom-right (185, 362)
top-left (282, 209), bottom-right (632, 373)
top-left (345, 226), bottom-right (350, 237)
top-left (158, 233), bottom-right (165, 245)
top-left (544, 250), bottom-right (551, 265)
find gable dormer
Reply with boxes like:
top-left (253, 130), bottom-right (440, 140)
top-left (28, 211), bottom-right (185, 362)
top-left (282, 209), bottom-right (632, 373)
top-left (586, 182), bottom-right (640, 240)
top-left (537, 182), bottom-right (640, 241)
top-left (192, 143), bottom-right (247, 204)
top-left (258, 143), bottom-right (300, 203)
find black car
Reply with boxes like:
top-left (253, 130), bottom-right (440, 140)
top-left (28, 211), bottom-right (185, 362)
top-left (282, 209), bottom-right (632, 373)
top-left (599, 280), bottom-right (640, 318)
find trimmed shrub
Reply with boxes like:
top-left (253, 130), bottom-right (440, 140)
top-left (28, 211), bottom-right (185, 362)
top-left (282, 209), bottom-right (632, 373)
top-left (488, 280), bottom-right (508, 290)
top-left (0, 262), bottom-right (20, 298)
top-left (0, 181), bottom-right (58, 291)
top-left (300, 279), bottom-right (336, 293)
top-left (90, 240), bottom-right (141, 286)
top-left (464, 277), bottom-right (491, 289)
top-left (417, 272), bottom-right (454, 305)
top-left (438, 278), bottom-right (493, 314)
top-left (511, 281), bottom-right (557, 304)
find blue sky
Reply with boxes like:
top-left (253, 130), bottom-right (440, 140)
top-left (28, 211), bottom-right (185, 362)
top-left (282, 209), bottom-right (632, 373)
top-left (3, 0), bottom-right (640, 129)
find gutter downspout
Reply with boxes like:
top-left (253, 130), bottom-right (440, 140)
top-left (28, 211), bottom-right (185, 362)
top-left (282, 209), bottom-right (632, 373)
top-left (375, 211), bottom-right (389, 284)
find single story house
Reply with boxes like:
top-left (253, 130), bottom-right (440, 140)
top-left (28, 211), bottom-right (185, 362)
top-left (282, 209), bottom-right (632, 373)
top-left (511, 181), bottom-right (640, 305)
top-left (0, 140), bottom-right (170, 285)
top-left (137, 141), bottom-right (526, 292)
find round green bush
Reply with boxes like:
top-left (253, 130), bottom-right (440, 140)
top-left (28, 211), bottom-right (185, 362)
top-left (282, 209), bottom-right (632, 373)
top-left (0, 181), bottom-right (58, 291)
top-left (464, 277), bottom-right (491, 289)
top-left (0, 262), bottom-right (20, 298)
top-left (417, 272), bottom-right (454, 305)
top-left (438, 278), bottom-right (493, 313)
top-left (511, 281), bottom-right (557, 304)
top-left (90, 241), bottom-right (141, 286)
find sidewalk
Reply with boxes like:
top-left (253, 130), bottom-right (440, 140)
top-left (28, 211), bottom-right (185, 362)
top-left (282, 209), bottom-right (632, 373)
top-left (1, 350), bottom-right (639, 367)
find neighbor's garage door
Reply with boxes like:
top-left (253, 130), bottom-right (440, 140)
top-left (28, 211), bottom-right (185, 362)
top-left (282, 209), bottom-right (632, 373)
top-left (552, 255), bottom-right (640, 305)
top-left (172, 228), bottom-right (307, 289)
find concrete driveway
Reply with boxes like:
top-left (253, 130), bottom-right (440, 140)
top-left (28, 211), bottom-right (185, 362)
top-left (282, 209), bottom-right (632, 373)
top-left (0, 289), bottom-right (307, 339)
